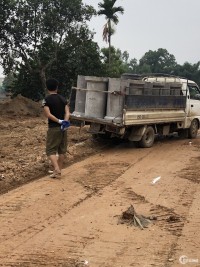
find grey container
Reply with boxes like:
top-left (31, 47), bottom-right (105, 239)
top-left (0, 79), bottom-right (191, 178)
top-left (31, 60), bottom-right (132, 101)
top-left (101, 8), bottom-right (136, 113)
top-left (73, 75), bottom-right (87, 116)
top-left (104, 78), bottom-right (127, 123)
top-left (85, 76), bottom-right (108, 118)
top-left (129, 80), bottom-right (145, 95)
top-left (170, 83), bottom-right (182, 95)
top-left (160, 83), bottom-right (170, 96)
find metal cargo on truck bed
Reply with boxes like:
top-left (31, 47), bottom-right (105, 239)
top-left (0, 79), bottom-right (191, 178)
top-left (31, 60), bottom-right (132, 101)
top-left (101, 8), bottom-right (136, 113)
top-left (70, 75), bottom-right (187, 127)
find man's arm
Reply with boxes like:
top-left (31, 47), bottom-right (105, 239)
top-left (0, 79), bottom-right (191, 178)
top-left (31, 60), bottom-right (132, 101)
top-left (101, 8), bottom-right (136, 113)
top-left (64, 105), bottom-right (70, 121)
top-left (43, 106), bottom-right (61, 123)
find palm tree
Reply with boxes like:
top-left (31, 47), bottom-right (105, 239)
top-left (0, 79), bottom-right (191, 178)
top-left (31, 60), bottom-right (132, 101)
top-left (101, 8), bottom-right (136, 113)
top-left (98, 0), bottom-right (124, 68)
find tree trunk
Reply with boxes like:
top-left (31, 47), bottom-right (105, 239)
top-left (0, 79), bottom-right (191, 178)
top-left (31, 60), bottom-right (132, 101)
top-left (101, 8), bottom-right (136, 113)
top-left (108, 19), bottom-right (111, 69)
top-left (40, 68), bottom-right (47, 95)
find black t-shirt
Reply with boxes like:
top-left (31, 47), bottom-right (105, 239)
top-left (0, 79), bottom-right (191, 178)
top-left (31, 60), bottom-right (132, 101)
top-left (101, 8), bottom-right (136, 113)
top-left (42, 94), bottom-right (67, 128)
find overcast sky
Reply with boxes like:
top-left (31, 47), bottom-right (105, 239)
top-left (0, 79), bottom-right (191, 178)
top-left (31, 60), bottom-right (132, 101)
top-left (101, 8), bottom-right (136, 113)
top-left (1, 0), bottom-right (199, 77)
top-left (83, 0), bottom-right (200, 64)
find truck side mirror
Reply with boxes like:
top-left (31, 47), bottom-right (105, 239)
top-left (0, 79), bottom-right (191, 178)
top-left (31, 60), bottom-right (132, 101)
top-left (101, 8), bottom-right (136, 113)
top-left (194, 94), bottom-right (200, 100)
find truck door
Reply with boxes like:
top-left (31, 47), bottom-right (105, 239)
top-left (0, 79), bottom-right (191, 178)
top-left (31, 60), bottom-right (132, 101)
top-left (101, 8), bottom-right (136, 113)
top-left (188, 84), bottom-right (200, 118)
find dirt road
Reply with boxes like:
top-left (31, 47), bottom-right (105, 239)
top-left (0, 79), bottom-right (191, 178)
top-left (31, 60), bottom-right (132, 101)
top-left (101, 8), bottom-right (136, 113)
top-left (0, 135), bottom-right (200, 267)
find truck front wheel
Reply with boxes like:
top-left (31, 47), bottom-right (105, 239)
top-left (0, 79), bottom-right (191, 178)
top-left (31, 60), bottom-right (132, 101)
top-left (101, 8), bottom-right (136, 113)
top-left (188, 119), bottom-right (199, 139)
top-left (139, 126), bottom-right (155, 148)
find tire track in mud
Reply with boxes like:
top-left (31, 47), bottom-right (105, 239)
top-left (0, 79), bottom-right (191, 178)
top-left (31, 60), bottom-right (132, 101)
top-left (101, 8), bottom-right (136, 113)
top-left (122, 188), bottom-right (185, 236)
top-left (164, 163), bottom-right (200, 265)
top-left (0, 140), bottom-right (200, 266)
top-left (114, 141), bottom-right (200, 266)
top-left (0, 138), bottom-right (107, 195)
top-left (75, 148), bottom-right (153, 192)
top-left (0, 149), bottom-right (151, 243)
top-left (0, 145), bottom-right (153, 266)
top-left (36, 146), bottom-right (200, 265)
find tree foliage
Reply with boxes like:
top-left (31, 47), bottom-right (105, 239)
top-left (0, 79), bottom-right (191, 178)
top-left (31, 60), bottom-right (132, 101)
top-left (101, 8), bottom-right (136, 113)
top-left (98, 0), bottom-right (124, 67)
top-left (125, 48), bottom-right (200, 86)
top-left (2, 72), bottom-right (15, 93)
top-left (1, 0), bottom-right (200, 100)
top-left (100, 46), bottom-right (200, 87)
top-left (139, 48), bottom-right (177, 73)
top-left (101, 46), bottom-right (130, 77)
top-left (0, 0), bottom-right (96, 95)
top-left (47, 27), bottom-right (104, 97)
top-left (173, 61), bottom-right (200, 86)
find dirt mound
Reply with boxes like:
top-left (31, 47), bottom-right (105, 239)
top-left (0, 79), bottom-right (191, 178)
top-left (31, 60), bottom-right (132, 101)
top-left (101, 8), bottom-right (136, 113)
top-left (0, 113), bottom-right (102, 194)
top-left (0, 94), bottom-right (42, 116)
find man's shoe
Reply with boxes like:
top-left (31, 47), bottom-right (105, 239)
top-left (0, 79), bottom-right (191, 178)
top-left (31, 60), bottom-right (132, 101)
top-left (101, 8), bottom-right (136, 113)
top-left (49, 171), bottom-right (61, 179)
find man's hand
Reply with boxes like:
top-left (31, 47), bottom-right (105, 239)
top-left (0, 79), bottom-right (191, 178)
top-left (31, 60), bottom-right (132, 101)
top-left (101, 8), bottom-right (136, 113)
top-left (58, 119), bottom-right (63, 124)
top-left (61, 120), bottom-right (70, 131)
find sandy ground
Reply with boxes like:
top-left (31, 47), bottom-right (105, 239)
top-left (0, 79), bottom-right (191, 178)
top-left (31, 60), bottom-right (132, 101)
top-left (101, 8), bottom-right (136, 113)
top-left (0, 97), bottom-right (200, 267)
top-left (0, 96), bottom-right (104, 194)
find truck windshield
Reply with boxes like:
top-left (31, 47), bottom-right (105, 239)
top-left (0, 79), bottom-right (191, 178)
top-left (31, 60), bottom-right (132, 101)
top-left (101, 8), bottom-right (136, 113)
top-left (188, 85), bottom-right (200, 100)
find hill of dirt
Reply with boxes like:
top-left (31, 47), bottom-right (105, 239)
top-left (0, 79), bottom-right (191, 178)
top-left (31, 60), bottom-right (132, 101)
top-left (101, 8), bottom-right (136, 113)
top-left (0, 94), bottom-right (42, 116)
top-left (0, 95), bottom-right (104, 194)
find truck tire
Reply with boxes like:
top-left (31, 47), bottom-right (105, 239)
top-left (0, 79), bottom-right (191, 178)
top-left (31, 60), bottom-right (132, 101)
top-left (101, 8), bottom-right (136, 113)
top-left (139, 126), bottom-right (155, 148)
top-left (178, 129), bottom-right (188, 139)
top-left (188, 119), bottom-right (199, 139)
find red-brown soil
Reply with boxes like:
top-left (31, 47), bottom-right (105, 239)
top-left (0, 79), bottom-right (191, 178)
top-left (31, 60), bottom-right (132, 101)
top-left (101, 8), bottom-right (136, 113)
top-left (0, 96), bottom-right (200, 267)
top-left (0, 95), bottom-right (104, 194)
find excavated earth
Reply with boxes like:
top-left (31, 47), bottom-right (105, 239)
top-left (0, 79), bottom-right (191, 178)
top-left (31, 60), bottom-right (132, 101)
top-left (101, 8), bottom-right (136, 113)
top-left (0, 95), bottom-right (105, 194)
top-left (0, 96), bottom-right (200, 267)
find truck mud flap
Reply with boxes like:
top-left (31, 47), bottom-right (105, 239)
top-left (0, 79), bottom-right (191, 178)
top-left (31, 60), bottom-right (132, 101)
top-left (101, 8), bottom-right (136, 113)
top-left (128, 126), bottom-right (147, 141)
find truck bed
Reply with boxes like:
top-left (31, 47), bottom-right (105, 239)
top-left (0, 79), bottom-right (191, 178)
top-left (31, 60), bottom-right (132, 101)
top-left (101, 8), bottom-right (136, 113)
top-left (69, 76), bottom-right (187, 128)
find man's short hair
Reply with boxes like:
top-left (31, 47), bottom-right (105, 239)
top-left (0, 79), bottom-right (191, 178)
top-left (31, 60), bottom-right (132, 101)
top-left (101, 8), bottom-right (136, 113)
top-left (46, 78), bottom-right (59, 91)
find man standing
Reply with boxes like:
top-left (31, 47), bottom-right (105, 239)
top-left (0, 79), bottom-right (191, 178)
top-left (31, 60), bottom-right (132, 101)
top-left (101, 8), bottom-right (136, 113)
top-left (42, 78), bottom-right (70, 178)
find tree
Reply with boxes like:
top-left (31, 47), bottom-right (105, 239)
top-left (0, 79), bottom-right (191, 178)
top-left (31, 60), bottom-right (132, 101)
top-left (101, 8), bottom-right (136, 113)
top-left (139, 48), bottom-right (177, 74)
top-left (0, 0), bottom-right (96, 94)
top-left (10, 26), bottom-right (104, 100)
top-left (47, 27), bottom-right (104, 97)
top-left (101, 46), bottom-right (130, 77)
top-left (98, 0), bottom-right (124, 68)
top-left (173, 61), bottom-right (200, 86)
top-left (127, 58), bottom-right (138, 73)
top-left (2, 73), bottom-right (15, 93)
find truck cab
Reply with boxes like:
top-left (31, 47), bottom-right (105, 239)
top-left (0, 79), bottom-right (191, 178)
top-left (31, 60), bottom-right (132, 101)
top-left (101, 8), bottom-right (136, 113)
top-left (187, 81), bottom-right (200, 117)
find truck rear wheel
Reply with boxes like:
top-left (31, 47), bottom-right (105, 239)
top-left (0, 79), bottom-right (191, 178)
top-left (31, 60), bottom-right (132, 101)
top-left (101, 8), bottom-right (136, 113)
top-left (139, 126), bottom-right (155, 148)
top-left (188, 119), bottom-right (199, 139)
top-left (178, 129), bottom-right (188, 139)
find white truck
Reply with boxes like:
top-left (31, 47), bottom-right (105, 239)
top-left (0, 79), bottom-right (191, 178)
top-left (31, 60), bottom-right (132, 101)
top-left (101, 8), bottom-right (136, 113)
top-left (70, 74), bottom-right (200, 147)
